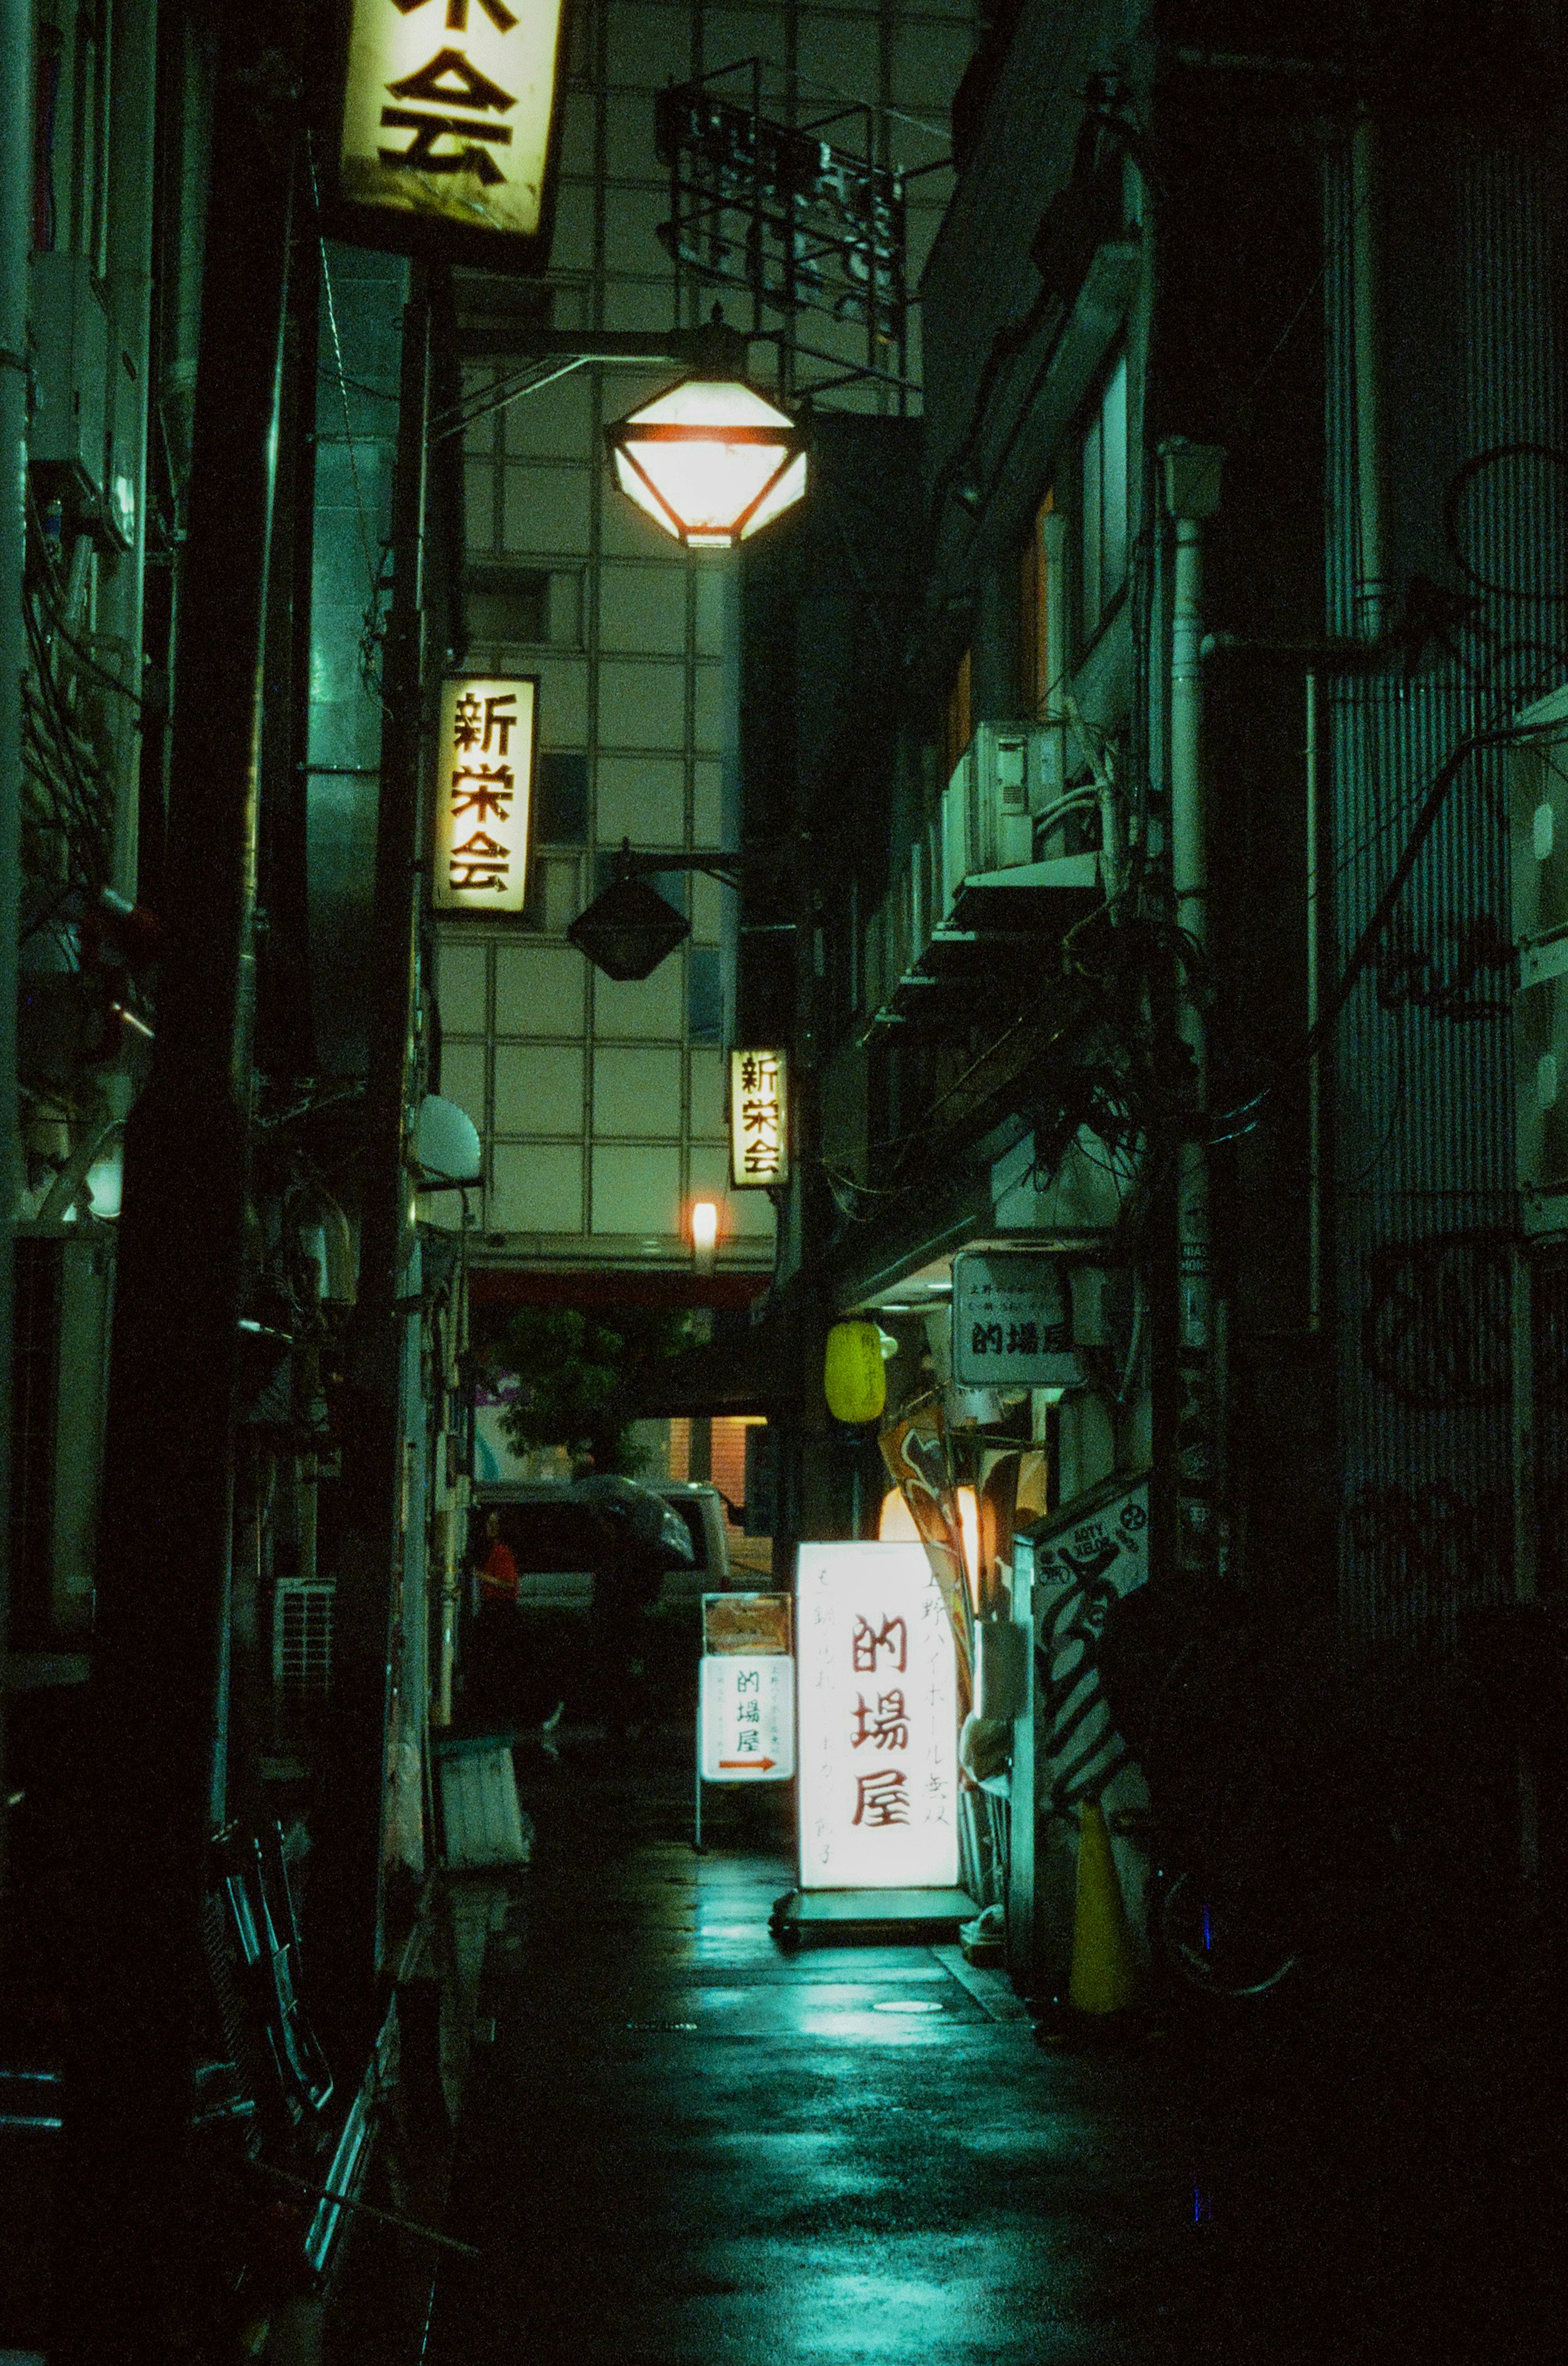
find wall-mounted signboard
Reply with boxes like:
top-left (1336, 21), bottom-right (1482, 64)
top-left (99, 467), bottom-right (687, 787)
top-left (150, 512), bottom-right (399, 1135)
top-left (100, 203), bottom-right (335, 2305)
top-left (431, 676), bottom-right (537, 916)
top-left (795, 1542), bottom-right (958, 1890)
top-left (336, 0), bottom-right (567, 266)
top-left (729, 1048), bottom-right (789, 1187)
top-left (699, 1593), bottom-right (794, 1783)
top-left (952, 1250), bottom-right (1083, 1388)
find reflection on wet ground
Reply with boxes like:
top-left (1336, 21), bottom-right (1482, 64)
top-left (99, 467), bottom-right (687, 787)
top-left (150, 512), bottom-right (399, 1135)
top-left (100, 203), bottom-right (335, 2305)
top-left (422, 1731), bottom-right (1562, 2365)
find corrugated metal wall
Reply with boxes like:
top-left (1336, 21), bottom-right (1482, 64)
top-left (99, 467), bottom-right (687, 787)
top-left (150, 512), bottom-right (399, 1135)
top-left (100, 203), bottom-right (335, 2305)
top-left (1323, 127), bottom-right (1568, 1653)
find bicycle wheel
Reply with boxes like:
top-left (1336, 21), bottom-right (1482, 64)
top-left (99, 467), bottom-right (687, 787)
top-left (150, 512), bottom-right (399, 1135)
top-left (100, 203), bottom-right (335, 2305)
top-left (1157, 1869), bottom-right (1300, 2000)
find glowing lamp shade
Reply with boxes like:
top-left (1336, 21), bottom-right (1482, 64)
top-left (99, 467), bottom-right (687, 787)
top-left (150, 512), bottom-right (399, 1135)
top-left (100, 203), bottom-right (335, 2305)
top-left (878, 1487), bottom-right (920, 1543)
top-left (956, 1486), bottom-right (981, 1607)
top-left (823, 1320), bottom-right (887, 1425)
top-left (607, 378), bottom-right (807, 549)
top-left (690, 1200), bottom-right (719, 1270)
top-left (880, 1483), bottom-right (980, 1601)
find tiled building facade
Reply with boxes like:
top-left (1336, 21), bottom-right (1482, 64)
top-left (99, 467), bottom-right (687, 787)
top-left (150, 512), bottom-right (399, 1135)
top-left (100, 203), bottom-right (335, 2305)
top-left (434, 0), bottom-right (974, 1272)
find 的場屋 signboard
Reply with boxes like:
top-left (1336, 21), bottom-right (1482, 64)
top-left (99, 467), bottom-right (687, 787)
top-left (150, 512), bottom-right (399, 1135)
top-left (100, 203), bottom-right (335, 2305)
top-left (729, 1048), bottom-right (789, 1187)
top-left (432, 677), bottom-right (536, 915)
top-left (337, 0), bottom-right (566, 264)
top-left (952, 1250), bottom-right (1083, 1388)
top-left (699, 1594), bottom-right (794, 1783)
top-left (796, 1542), bottom-right (958, 1890)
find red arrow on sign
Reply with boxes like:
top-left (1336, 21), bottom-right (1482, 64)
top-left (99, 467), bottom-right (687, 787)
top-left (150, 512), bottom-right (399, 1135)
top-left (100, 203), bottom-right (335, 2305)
top-left (719, 1756), bottom-right (776, 1771)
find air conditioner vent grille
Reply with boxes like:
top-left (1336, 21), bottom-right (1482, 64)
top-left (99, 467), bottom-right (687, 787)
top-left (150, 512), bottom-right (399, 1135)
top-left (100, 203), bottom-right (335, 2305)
top-left (274, 1580), bottom-right (334, 1701)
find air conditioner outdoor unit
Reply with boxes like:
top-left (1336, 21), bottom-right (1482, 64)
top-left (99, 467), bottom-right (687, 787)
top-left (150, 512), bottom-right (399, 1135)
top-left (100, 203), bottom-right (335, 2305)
top-left (941, 724), bottom-right (1054, 909)
top-left (29, 251), bottom-right (109, 501)
top-left (886, 860), bottom-right (911, 982)
top-left (1510, 682), bottom-right (1568, 1230)
top-left (1511, 682), bottom-right (1568, 949)
top-left (864, 901), bottom-right (886, 1010)
top-left (1517, 944), bottom-right (1568, 1214)
top-left (908, 831), bottom-right (931, 965)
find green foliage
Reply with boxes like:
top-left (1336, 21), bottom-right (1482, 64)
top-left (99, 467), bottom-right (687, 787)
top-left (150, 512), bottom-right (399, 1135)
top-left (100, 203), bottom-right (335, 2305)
top-left (496, 1304), bottom-right (693, 1473)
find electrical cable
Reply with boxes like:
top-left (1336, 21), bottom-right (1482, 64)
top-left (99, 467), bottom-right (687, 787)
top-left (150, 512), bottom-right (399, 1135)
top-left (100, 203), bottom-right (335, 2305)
top-left (428, 354), bottom-right (590, 446)
top-left (1443, 442), bottom-right (1568, 603)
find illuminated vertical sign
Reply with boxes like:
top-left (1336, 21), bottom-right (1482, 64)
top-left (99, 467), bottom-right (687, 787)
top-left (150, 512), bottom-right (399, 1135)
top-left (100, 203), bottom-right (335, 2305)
top-left (796, 1542), bottom-right (959, 1891)
top-left (699, 1592), bottom-right (794, 1783)
top-left (432, 676), bottom-right (536, 915)
top-left (338, 0), bottom-right (566, 259)
top-left (729, 1047), bottom-right (789, 1187)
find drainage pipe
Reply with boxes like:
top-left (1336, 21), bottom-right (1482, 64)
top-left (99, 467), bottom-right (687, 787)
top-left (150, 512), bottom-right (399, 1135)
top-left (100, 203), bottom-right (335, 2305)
top-left (1161, 439), bottom-right (1225, 1581)
top-left (1350, 117), bottom-right (1390, 643)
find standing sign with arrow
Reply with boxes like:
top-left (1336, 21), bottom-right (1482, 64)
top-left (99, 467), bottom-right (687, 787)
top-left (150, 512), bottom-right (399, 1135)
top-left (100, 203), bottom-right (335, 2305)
top-left (698, 1594), bottom-right (795, 1786)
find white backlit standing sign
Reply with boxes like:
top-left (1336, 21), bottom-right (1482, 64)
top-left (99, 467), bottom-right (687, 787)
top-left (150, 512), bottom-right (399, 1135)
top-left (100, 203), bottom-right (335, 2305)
top-left (339, 0), bottom-right (565, 256)
top-left (796, 1542), bottom-right (959, 1891)
top-left (730, 1048), bottom-right (789, 1188)
top-left (699, 1655), bottom-right (795, 1783)
top-left (432, 676), bottom-right (536, 915)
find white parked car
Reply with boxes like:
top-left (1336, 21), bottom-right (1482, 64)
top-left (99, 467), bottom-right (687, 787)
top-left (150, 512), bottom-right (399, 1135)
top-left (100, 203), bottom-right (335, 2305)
top-left (468, 1479), bottom-right (735, 1612)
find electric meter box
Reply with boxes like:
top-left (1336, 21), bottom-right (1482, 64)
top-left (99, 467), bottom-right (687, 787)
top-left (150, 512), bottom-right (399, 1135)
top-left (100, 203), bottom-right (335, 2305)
top-left (29, 251), bottom-right (109, 500)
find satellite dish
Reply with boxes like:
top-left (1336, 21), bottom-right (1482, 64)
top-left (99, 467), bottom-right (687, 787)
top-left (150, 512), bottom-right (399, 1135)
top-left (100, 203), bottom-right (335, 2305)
top-left (414, 1093), bottom-right (482, 1186)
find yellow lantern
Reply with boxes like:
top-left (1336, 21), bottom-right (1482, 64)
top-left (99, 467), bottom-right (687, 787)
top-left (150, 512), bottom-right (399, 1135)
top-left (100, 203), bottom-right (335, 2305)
top-left (824, 1320), bottom-right (887, 1425)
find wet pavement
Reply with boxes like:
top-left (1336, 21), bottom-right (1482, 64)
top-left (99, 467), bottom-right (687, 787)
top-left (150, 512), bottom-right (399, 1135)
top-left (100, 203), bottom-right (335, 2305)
top-left (419, 1733), bottom-right (1563, 2366)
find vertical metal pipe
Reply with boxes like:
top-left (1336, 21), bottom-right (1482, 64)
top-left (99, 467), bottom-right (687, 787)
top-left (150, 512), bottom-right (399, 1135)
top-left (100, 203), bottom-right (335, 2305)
top-left (1170, 511), bottom-right (1211, 1368)
top-left (0, 0), bottom-right (34, 1914)
top-left (1305, 668), bottom-right (1322, 1331)
top-left (1162, 441), bottom-right (1224, 1580)
top-left (54, 7), bottom-right (296, 2356)
top-left (1350, 118), bottom-right (1390, 642)
top-left (100, 0), bottom-right (158, 900)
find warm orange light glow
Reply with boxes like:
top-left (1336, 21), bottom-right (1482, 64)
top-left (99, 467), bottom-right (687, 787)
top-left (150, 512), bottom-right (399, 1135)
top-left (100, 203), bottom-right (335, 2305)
top-left (690, 1200), bottom-right (719, 1258)
top-left (957, 1485), bottom-right (981, 1608)
top-left (880, 1483), bottom-right (981, 1603)
top-left (608, 379), bottom-right (808, 549)
top-left (878, 1487), bottom-right (920, 1543)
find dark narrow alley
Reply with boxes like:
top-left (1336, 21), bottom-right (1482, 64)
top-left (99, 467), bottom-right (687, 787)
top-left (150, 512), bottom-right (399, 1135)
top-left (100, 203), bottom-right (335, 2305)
top-left (394, 1732), bottom-right (1562, 2366)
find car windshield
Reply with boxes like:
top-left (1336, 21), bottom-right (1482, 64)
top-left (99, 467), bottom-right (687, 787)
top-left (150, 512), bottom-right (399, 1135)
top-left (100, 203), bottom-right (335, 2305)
top-left (666, 1499), bottom-right (706, 1566)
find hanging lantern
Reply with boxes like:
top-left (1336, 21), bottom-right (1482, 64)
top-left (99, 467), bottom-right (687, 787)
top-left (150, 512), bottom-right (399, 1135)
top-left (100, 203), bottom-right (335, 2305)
top-left (824, 1320), bottom-right (886, 1425)
top-left (606, 375), bottom-right (807, 550)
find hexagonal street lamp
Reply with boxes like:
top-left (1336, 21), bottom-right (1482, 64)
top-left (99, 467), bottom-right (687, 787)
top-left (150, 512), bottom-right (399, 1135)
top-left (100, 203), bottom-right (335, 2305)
top-left (605, 315), bottom-right (807, 550)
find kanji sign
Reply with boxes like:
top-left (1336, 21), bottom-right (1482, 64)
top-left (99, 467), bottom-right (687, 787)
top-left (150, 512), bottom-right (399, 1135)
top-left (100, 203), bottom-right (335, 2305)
top-left (952, 1251), bottom-right (1084, 1388)
top-left (796, 1542), bottom-right (958, 1890)
top-left (699, 1649), bottom-right (795, 1783)
top-left (338, 0), bottom-right (566, 259)
top-left (432, 676), bottom-right (536, 914)
top-left (729, 1047), bottom-right (789, 1188)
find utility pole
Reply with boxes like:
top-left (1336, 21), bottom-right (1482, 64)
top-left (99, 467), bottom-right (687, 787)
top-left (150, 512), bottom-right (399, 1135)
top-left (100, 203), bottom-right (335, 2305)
top-left (55, 8), bottom-right (297, 2358)
top-left (310, 267), bottom-right (431, 2071)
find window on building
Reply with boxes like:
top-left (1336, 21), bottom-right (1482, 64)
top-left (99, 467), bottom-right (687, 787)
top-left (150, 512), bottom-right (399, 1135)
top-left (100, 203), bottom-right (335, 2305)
top-left (942, 647), bottom-right (972, 780)
top-left (686, 947), bottom-right (723, 1043)
top-left (535, 751), bottom-right (588, 844)
top-left (1079, 352), bottom-right (1128, 643)
top-left (1019, 490), bottom-right (1054, 716)
top-left (464, 564), bottom-right (582, 648)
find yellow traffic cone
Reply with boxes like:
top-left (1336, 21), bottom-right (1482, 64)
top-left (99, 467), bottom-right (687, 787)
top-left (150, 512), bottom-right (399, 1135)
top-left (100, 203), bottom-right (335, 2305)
top-left (1068, 1799), bottom-right (1138, 2015)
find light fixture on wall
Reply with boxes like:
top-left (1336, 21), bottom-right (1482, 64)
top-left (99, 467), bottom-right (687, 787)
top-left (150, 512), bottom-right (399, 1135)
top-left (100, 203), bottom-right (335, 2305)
top-left (605, 311), bottom-right (807, 550)
top-left (690, 1199), bottom-right (719, 1273)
